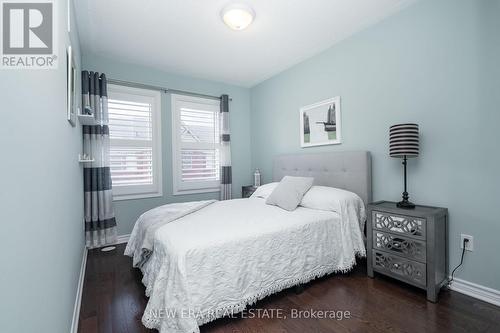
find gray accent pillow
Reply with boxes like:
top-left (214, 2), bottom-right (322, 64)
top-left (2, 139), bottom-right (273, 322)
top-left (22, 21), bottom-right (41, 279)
top-left (265, 176), bottom-right (314, 211)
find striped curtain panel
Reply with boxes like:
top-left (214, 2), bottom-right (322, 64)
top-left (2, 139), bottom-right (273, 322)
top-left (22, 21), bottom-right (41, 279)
top-left (220, 94), bottom-right (232, 200)
top-left (82, 71), bottom-right (117, 248)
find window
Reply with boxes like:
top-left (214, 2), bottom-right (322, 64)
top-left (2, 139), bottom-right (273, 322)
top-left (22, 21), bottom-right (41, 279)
top-left (171, 94), bottom-right (220, 195)
top-left (107, 84), bottom-right (162, 200)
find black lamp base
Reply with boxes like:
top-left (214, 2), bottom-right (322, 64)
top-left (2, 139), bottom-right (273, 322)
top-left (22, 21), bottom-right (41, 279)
top-left (397, 191), bottom-right (415, 209)
top-left (397, 200), bottom-right (416, 209)
top-left (396, 157), bottom-right (416, 209)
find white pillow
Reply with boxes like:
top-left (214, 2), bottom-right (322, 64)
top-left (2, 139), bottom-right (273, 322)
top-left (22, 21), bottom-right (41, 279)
top-left (300, 185), bottom-right (364, 213)
top-left (249, 182), bottom-right (279, 199)
top-left (301, 186), bottom-right (367, 248)
top-left (265, 176), bottom-right (314, 211)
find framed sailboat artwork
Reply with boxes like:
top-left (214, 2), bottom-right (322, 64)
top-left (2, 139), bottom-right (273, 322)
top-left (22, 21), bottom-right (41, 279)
top-left (300, 96), bottom-right (341, 147)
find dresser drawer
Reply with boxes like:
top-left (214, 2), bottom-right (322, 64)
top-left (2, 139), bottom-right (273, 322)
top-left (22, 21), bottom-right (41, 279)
top-left (373, 230), bottom-right (426, 262)
top-left (372, 211), bottom-right (426, 240)
top-left (372, 250), bottom-right (426, 287)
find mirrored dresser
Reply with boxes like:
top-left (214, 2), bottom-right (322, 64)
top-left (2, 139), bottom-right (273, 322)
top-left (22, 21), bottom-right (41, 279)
top-left (367, 201), bottom-right (448, 302)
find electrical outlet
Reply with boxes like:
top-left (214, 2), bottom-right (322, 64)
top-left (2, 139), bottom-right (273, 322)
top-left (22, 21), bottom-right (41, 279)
top-left (460, 234), bottom-right (474, 251)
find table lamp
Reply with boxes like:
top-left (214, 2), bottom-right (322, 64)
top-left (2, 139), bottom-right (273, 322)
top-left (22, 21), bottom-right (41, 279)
top-left (389, 123), bottom-right (419, 209)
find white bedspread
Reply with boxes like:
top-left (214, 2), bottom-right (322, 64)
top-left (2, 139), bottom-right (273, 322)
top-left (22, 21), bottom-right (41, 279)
top-left (125, 200), bottom-right (216, 267)
top-left (126, 197), bottom-right (366, 333)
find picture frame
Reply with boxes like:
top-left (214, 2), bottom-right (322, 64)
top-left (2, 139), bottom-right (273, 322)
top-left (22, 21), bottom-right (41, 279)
top-left (66, 45), bottom-right (77, 126)
top-left (300, 96), bottom-right (341, 147)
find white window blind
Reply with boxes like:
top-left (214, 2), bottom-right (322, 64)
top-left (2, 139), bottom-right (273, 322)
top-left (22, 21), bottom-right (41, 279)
top-left (107, 84), bottom-right (162, 200)
top-left (172, 94), bottom-right (221, 195)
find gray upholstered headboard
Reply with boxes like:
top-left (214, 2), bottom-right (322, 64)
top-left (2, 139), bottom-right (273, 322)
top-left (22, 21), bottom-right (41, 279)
top-left (273, 151), bottom-right (372, 205)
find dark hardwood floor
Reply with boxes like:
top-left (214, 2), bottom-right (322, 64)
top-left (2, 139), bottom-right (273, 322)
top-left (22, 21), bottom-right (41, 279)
top-left (79, 243), bottom-right (500, 333)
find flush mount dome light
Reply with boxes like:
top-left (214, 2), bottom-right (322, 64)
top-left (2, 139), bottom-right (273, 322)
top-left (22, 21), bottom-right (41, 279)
top-left (221, 4), bottom-right (255, 31)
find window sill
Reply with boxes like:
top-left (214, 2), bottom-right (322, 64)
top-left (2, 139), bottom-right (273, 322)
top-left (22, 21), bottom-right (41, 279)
top-left (113, 191), bottom-right (163, 201)
top-left (172, 188), bottom-right (220, 196)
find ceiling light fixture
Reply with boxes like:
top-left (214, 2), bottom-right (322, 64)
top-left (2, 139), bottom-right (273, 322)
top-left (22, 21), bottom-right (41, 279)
top-left (221, 4), bottom-right (255, 31)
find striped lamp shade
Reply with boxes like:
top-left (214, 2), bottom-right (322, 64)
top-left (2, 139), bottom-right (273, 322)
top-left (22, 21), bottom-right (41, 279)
top-left (389, 123), bottom-right (419, 158)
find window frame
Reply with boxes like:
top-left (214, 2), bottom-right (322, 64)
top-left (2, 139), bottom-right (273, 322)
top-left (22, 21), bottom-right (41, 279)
top-left (107, 84), bottom-right (163, 201)
top-left (171, 94), bottom-right (221, 195)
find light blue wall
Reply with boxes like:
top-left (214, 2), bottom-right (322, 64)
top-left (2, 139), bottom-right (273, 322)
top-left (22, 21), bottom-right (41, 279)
top-left (250, 0), bottom-right (500, 290)
top-left (82, 55), bottom-right (253, 235)
top-left (0, 1), bottom-right (85, 332)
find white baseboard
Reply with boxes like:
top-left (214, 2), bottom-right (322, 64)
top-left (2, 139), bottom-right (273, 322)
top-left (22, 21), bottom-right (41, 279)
top-left (449, 277), bottom-right (500, 307)
top-left (87, 234), bottom-right (130, 250)
top-left (70, 246), bottom-right (88, 333)
top-left (69, 235), bottom-right (128, 332)
top-left (115, 233), bottom-right (130, 244)
top-left (69, 235), bottom-right (128, 331)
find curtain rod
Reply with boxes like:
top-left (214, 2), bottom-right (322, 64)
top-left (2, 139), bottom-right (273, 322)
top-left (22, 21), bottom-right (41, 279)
top-left (107, 78), bottom-right (231, 101)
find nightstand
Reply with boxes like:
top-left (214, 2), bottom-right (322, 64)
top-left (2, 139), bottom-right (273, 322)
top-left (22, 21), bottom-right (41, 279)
top-left (367, 201), bottom-right (448, 302)
top-left (242, 185), bottom-right (257, 198)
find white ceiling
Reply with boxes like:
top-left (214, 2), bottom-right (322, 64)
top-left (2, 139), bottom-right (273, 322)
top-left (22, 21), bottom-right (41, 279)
top-left (74, 0), bottom-right (416, 87)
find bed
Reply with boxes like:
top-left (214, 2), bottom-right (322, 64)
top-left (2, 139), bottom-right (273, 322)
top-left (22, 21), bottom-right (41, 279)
top-left (125, 151), bottom-right (372, 333)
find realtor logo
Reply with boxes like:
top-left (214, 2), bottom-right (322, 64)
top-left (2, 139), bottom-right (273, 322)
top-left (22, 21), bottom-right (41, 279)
top-left (1, 0), bottom-right (57, 69)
